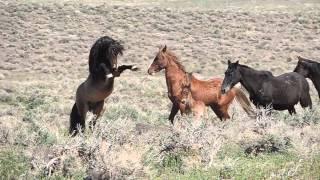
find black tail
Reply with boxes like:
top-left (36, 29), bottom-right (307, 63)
top-left (69, 103), bottom-right (84, 136)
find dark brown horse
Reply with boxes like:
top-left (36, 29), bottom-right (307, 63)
top-left (221, 60), bottom-right (312, 114)
top-left (147, 46), bottom-right (253, 123)
top-left (294, 56), bottom-right (320, 99)
top-left (70, 36), bottom-right (138, 135)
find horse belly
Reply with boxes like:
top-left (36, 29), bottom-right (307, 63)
top-left (273, 104), bottom-right (293, 111)
top-left (95, 89), bottom-right (113, 101)
top-left (271, 88), bottom-right (300, 107)
top-left (85, 82), bottom-right (114, 102)
top-left (250, 93), bottom-right (272, 107)
top-left (192, 90), bottom-right (219, 106)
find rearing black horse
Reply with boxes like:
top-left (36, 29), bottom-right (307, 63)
top-left (294, 56), bottom-right (320, 99)
top-left (70, 36), bottom-right (138, 135)
top-left (221, 60), bottom-right (312, 114)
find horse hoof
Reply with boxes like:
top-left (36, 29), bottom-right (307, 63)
top-left (106, 73), bottom-right (113, 78)
top-left (131, 66), bottom-right (139, 71)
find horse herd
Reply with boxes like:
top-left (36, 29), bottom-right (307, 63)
top-left (69, 36), bottom-right (320, 136)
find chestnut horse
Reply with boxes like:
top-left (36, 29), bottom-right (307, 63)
top-left (179, 73), bottom-right (208, 120)
top-left (147, 46), bottom-right (253, 123)
top-left (70, 36), bottom-right (138, 136)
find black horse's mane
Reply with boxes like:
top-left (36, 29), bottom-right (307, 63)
top-left (88, 36), bottom-right (124, 76)
top-left (298, 56), bottom-right (320, 65)
top-left (238, 64), bottom-right (273, 77)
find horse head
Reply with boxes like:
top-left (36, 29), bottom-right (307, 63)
top-left (294, 56), bottom-right (311, 78)
top-left (147, 45), bottom-right (169, 75)
top-left (221, 60), bottom-right (241, 94)
top-left (89, 36), bottom-right (124, 78)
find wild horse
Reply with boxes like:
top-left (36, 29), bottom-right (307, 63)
top-left (70, 36), bottom-right (138, 135)
top-left (221, 60), bottom-right (312, 114)
top-left (178, 72), bottom-right (208, 120)
top-left (147, 46), bottom-right (253, 123)
top-left (294, 56), bottom-right (320, 99)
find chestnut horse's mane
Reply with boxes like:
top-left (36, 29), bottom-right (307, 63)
top-left (163, 50), bottom-right (186, 72)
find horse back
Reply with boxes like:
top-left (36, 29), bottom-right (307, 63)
top-left (275, 72), bottom-right (308, 89)
top-left (268, 72), bottom-right (308, 105)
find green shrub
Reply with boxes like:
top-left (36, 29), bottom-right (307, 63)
top-left (284, 108), bottom-right (320, 127)
top-left (35, 129), bottom-right (57, 145)
top-left (0, 150), bottom-right (30, 179)
top-left (104, 105), bottom-right (140, 121)
top-left (160, 153), bottom-right (184, 173)
top-left (217, 143), bottom-right (244, 159)
top-left (242, 135), bottom-right (291, 156)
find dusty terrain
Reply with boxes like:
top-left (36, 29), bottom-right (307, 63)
top-left (0, 0), bottom-right (320, 179)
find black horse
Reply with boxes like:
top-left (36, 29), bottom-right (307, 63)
top-left (70, 36), bottom-right (138, 135)
top-left (221, 60), bottom-right (312, 114)
top-left (294, 56), bottom-right (320, 99)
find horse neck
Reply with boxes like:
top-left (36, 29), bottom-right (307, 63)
top-left (313, 79), bottom-right (320, 97)
top-left (164, 59), bottom-right (186, 95)
top-left (310, 74), bottom-right (320, 97)
top-left (308, 64), bottom-right (320, 96)
top-left (239, 66), bottom-right (271, 95)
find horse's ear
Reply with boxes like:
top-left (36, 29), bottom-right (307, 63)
top-left (235, 60), bottom-right (239, 65)
top-left (162, 45), bottom-right (167, 53)
top-left (228, 60), bottom-right (231, 65)
top-left (297, 56), bottom-right (303, 62)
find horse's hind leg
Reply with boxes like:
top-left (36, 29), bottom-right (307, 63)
top-left (79, 103), bottom-right (88, 130)
top-left (70, 102), bottom-right (88, 135)
top-left (89, 100), bottom-right (105, 130)
top-left (169, 103), bottom-right (179, 124)
top-left (288, 107), bottom-right (296, 115)
top-left (210, 104), bottom-right (230, 121)
top-left (70, 103), bottom-right (82, 135)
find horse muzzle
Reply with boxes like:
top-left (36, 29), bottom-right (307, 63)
top-left (148, 69), bottom-right (155, 75)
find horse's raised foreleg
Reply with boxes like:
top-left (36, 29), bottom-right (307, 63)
top-left (99, 63), bottom-right (113, 78)
top-left (89, 100), bottom-right (105, 131)
top-left (169, 103), bottom-right (179, 124)
top-left (113, 65), bottom-right (138, 77)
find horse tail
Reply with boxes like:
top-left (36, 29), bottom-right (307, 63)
top-left (233, 87), bottom-right (255, 117)
top-left (69, 103), bottom-right (82, 136)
